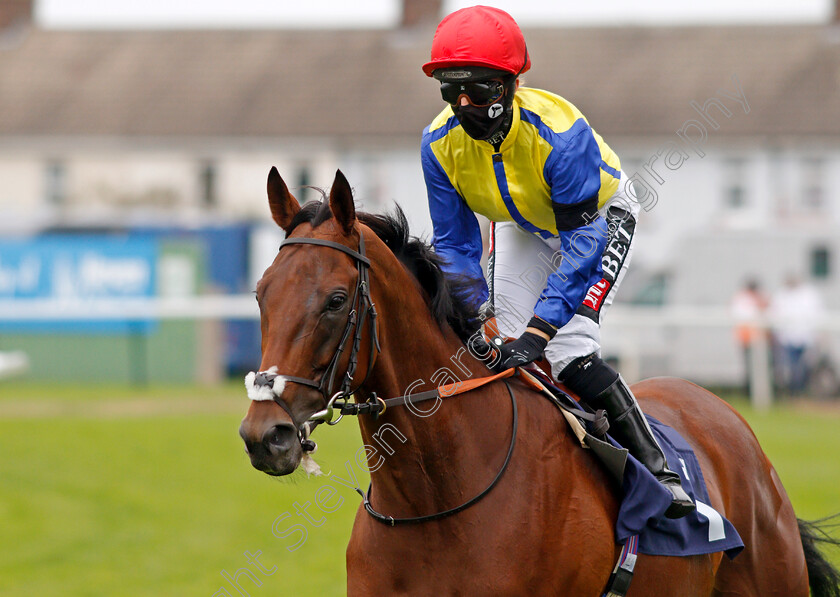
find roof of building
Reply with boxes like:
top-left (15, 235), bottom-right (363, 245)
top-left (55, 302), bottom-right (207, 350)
top-left (0, 24), bottom-right (838, 139)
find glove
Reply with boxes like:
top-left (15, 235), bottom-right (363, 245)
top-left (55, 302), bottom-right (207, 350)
top-left (467, 332), bottom-right (501, 368)
top-left (494, 331), bottom-right (548, 371)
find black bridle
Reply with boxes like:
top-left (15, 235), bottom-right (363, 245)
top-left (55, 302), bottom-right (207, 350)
top-left (252, 227), bottom-right (521, 527)
top-left (256, 231), bottom-right (381, 430)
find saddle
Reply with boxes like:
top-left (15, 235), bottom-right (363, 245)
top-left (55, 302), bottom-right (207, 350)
top-left (518, 364), bottom-right (630, 482)
top-left (501, 360), bottom-right (744, 597)
top-left (481, 316), bottom-right (627, 481)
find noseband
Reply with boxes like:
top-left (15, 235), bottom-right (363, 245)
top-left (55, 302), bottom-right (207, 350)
top-left (249, 228), bottom-right (529, 527)
top-left (253, 230), bottom-right (381, 431)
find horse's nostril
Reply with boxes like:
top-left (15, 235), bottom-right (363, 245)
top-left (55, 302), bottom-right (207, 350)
top-left (263, 423), bottom-right (297, 452)
top-left (243, 437), bottom-right (265, 457)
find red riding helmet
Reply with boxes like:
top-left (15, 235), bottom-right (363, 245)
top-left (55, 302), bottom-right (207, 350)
top-left (422, 5), bottom-right (530, 79)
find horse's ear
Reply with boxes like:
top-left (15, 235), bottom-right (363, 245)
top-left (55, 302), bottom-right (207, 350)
top-left (329, 169), bottom-right (356, 235)
top-left (267, 167), bottom-right (301, 233)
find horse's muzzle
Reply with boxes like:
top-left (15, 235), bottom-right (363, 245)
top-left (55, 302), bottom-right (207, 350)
top-left (239, 419), bottom-right (301, 476)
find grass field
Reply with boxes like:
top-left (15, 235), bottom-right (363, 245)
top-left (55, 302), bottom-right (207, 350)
top-left (0, 382), bottom-right (838, 596)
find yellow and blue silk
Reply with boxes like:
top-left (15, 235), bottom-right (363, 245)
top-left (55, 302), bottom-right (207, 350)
top-left (421, 87), bottom-right (621, 328)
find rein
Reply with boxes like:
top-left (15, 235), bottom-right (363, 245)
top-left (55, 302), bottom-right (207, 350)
top-left (255, 230), bottom-right (598, 527)
top-left (356, 379), bottom-right (518, 526)
top-left (327, 367), bottom-right (516, 423)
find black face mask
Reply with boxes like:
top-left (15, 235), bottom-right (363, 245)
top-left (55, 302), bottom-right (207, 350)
top-left (452, 77), bottom-right (516, 146)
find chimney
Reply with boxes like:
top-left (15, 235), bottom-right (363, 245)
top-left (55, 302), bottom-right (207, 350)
top-left (0, 0), bottom-right (33, 30)
top-left (401, 0), bottom-right (442, 28)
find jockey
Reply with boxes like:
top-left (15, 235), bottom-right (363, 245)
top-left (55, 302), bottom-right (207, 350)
top-left (420, 6), bottom-right (694, 518)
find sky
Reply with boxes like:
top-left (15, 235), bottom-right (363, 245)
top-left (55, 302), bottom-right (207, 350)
top-left (37, 0), bottom-right (834, 29)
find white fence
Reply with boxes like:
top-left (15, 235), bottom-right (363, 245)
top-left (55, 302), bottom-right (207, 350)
top-left (0, 296), bottom-right (259, 321)
top-left (0, 298), bottom-right (838, 409)
top-left (605, 307), bottom-right (840, 410)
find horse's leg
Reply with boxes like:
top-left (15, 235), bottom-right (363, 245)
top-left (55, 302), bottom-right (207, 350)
top-left (345, 514), bottom-right (373, 597)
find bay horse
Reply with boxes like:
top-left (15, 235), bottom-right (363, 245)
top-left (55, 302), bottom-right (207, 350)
top-left (240, 168), bottom-right (840, 596)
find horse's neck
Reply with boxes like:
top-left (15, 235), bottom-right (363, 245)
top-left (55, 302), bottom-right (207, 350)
top-left (361, 245), bottom-right (487, 396)
top-left (368, 318), bottom-right (487, 401)
top-left (358, 278), bottom-right (506, 517)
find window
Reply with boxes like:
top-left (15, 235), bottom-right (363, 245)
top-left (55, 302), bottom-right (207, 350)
top-left (44, 160), bottom-right (66, 205)
top-left (811, 246), bottom-right (830, 279)
top-left (723, 158), bottom-right (746, 209)
top-left (296, 166), bottom-right (313, 204)
top-left (628, 273), bottom-right (669, 306)
top-left (800, 158), bottom-right (825, 212)
top-left (199, 161), bottom-right (217, 208)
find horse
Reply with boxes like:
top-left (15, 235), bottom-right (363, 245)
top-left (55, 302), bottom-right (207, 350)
top-left (239, 168), bottom-right (840, 596)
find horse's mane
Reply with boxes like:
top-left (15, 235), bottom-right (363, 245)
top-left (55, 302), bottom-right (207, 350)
top-left (287, 199), bottom-right (482, 343)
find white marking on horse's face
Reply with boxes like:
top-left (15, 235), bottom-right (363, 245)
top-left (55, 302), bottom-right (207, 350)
top-left (244, 366), bottom-right (287, 402)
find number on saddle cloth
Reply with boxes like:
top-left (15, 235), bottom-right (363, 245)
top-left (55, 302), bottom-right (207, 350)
top-left (617, 418), bottom-right (745, 559)
top-left (523, 371), bottom-right (744, 560)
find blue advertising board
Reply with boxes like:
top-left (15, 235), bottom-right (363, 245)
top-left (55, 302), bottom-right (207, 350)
top-left (0, 236), bottom-right (158, 333)
top-left (133, 223), bottom-right (259, 375)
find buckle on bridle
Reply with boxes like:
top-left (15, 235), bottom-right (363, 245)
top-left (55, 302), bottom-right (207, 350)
top-left (307, 390), bottom-right (346, 425)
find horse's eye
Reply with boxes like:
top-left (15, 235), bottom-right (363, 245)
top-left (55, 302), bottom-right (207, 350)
top-left (327, 294), bottom-right (347, 311)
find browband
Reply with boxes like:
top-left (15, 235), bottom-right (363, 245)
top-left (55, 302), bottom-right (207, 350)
top-left (280, 237), bottom-right (371, 266)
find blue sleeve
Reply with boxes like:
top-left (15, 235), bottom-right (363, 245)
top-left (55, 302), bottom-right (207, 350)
top-left (533, 120), bottom-right (609, 328)
top-left (546, 119), bottom-right (602, 220)
top-left (421, 138), bottom-right (488, 308)
top-left (533, 218), bottom-right (608, 328)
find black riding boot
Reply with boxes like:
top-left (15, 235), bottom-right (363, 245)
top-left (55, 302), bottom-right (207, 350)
top-left (590, 376), bottom-right (695, 519)
top-left (560, 354), bottom-right (695, 519)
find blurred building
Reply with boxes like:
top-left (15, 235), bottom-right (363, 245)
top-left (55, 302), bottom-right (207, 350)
top-left (1, 0), bottom-right (839, 384)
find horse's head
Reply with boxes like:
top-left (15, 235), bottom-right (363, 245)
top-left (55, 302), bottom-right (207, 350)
top-left (239, 167), bottom-right (378, 476)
